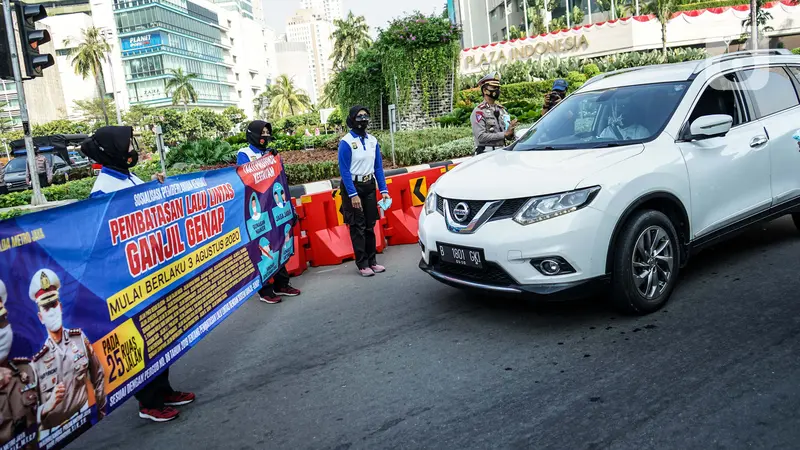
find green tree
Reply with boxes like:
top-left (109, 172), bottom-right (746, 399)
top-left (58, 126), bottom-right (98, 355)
top-left (0, 103), bottom-right (12, 134)
top-left (32, 119), bottom-right (91, 136)
top-left (572, 6), bottom-right (585, 25)
top-left (741, 0), bottom-right (773, 45)
top-left (331, 12), bottom-right (372, 71)
top-left (252, 91), bottom-right (270, 120)
top-left (327, 107), bottom-right (343, 126)
top-left (222, 106), bottom-right (247, 131)
top-left (64, 27), bottom-right (111, 126)
top-left (74, 98), bottom-right (117, 126)
top-left (267, 75), bottom-right (312, 119)
top-left (645, 0), bottom-right (677, 57)
top-left (165, 68), bottom-right (199, 111)
top-left (509, 26), bottom-right (525, 40)
top-left (123, 104), bottom-right (156, 129)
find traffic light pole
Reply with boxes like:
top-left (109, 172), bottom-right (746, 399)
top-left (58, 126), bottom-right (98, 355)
top-left (2, 0), bottom-right (45, 205)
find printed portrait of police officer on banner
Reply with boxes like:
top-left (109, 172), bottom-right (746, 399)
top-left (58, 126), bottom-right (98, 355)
top-left (246, 191), bottom-right (272, 240)
top-left (0, 280), bottom-right (38, 450)
top-left (28, 269), bottom-right (106, 436)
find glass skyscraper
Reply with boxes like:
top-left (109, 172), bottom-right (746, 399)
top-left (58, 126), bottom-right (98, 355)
top-left (112, 0), bottom-right (235, 109)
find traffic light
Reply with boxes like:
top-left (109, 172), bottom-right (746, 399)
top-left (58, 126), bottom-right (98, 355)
top-left (0, 8), bottom-right (12, 80)
top-left (13, 2), bottom-right (54, 78)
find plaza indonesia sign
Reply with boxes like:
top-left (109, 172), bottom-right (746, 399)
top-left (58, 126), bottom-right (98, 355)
top-left (463, 34), bottom-right (589, 72)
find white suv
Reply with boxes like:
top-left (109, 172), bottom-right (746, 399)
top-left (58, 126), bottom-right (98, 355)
top-left (418, 49), bottom-right (800, 315)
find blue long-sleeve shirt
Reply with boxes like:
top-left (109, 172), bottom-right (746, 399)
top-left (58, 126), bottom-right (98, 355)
top-left (338, 131), bottom-right (388, 198)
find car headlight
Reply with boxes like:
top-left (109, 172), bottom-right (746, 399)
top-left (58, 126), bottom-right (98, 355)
top-left (513, 186), bottom-right (600, 225)
top-left (424, 186), bottom-right (437, 215)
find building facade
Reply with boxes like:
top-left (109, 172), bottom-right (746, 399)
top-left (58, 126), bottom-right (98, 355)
top-left (459, 1), bottom-right (800, 76)
top-left (285, 9), bottom-right (334, 104)
top-left (299, 0), bottom-right (343, 24)
top-left (274, 41), bottom-right (315, 110)
top-left (103, 0), bottom-right (237, 110)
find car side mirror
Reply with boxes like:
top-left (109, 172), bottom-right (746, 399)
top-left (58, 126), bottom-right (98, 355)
top-left (686, 114), bottom-right (733, 141)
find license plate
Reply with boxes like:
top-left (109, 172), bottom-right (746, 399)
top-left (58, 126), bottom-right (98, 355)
top-left (437, 242), bottom-right (484, 269)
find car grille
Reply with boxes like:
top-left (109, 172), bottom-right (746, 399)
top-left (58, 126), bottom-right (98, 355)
top-left (436, 196), bottom-right (530, 222)
top-left (431, 253), bottom-right (518, 286)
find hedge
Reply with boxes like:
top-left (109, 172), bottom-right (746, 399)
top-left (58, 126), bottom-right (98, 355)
top-left (676, 0), bottom-right (747, 11)
top-left (457, 78), bottom-right (585, 106)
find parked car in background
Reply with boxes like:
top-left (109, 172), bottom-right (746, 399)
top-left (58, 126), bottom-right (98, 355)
top-left (3, 134), bottom-right (93, 192)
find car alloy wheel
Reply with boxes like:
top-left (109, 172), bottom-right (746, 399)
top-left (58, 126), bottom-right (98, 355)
top-left (631, 225), bottom-right (674, 300)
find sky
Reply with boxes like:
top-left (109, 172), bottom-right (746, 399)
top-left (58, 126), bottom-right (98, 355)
top-left (261, 0), bottom-right (444, 35)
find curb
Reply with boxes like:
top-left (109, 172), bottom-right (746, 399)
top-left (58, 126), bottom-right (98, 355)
top-left (288, 157), bottom-right (471, 196)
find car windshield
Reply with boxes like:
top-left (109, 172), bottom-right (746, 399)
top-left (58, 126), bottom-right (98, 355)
top-left (4, 157), bottom-right (28, 173)
top-left (511, 81), bottom-right (690, 151)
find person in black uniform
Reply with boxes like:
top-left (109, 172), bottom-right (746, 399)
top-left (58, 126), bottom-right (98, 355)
top-left (337, 106), bottom-right (391, 277)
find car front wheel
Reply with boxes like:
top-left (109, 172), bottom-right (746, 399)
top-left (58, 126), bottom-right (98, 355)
top-left (610, 210), bottom-right (681, 315)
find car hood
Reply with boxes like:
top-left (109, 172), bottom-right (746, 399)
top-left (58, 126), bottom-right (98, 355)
top-left (4, 171), bottom-right (25, 181)
top-left (434, 145), bottom-right (644, 200)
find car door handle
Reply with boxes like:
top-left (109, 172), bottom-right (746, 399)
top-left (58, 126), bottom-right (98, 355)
top-left (750, 136), bottom-right (768, 148)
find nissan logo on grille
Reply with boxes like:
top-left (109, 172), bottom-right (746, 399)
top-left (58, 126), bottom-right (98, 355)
top-left (453, 202), bottom-right (470, 223)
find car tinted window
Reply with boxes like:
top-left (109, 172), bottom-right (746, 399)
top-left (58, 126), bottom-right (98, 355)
top-left (689, 72), bottom-right (746, 126)
top-left (739, 66), bottom-right (799, 118)
top-left (512, 81), bottom-right (690, 151)
top-left (53, 155), bottom-right (67, 167)
top-left (4, 158), bottom-right (27, 173)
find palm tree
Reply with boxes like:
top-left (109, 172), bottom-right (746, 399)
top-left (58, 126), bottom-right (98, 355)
top-left (253, 90), bottom-right (271, 120)
top-left (165, 68), bottom-right (199, 111)
top-left (64, 27), bottom-right (111, 126)
top-left (331, 12), bottom-right (372, 71)
top-left (268, 75), bottom-right (312, 118)
top-left (646, 0), bottom-right (677, 57)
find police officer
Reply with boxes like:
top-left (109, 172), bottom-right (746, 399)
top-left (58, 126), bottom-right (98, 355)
top-left (0, 280), bottom-right (38, 448)
top-left (542, 78), bottom-right (568, 115)
top-left (29, 269), bottom-right (106, 431)
top-left (471, 72), bottom-right (518, 155)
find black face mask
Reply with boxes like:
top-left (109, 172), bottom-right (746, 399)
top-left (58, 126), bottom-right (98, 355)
top-left (355, 116), bottom-right (369, 130)
top-left (126, 150), bottom-right (139, 167)
top-left (260, 135), bottom-right (276, 147)
top-left (487, 89), bottom-right (500, 100)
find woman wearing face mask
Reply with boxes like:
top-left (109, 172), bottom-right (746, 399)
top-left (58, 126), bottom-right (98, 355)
top-left (82, 126), bottom-right (164, 198)
top-left (236, 120), bottom-right (301, 304)
top-left (81, 127), bottom-right (194, 423)
top-left (338, 106), bottom-right (391, 277)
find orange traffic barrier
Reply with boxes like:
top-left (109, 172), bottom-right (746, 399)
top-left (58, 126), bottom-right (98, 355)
top-left (300, 190), bottom-right (355, 267)
top-left (383, 167), bottom-right (446, 246)
top-left (285, 198), bottom-right (309, 277)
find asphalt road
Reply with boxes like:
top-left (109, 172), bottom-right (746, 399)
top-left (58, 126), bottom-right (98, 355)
top-left (72, 216), bottom-right (800, 450)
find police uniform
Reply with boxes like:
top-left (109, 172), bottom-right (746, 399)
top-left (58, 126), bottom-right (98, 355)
top-left (29, 270), bottom-right (105, 431)
top-left (471, 73), bottom-right (512, 154)
top-left (0, 285), bottom-right (38, 447)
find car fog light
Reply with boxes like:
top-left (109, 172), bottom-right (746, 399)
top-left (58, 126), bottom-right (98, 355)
top-left (541, 259), bottom-right (561, 275)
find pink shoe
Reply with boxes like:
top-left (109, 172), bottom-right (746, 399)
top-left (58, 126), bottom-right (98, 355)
top-left (370, 264), bottom-right (386, 273)
top-left (359, 267), bottom-right (375, 277)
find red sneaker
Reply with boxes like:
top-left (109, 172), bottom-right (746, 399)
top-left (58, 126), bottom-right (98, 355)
top-left (275, 285), bottom-right (301, 296)
top-left (260, 293), bottom-right (281, 304)
top-left (164, 391), bottom-right (196, 406)
top-left (139, 406), bottom-right (180, 422)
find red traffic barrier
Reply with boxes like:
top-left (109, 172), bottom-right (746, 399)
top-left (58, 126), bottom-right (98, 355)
top-left (285, 198), bottom-right (309, 277)
top-left (300, 190), bottom-right (355, 267)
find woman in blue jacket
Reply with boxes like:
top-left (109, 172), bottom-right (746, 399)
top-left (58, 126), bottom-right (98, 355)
top-left (338, 106), bottom-right (391, 277)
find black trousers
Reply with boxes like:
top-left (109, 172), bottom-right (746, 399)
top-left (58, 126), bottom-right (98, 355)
top-left (341, 180), bottom-right (378, 269)
top-left (259, 266), bottom-right (290, 296)
top-left (0, 185), bottom-right (7, 195)
top-left (135, 369), bottom-right (174, 409)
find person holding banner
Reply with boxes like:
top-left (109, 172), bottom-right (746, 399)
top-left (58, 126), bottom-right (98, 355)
top-left (337, 106), bottom-right (390, 277)
top-left (81, 127), bottom-right (194, 423)
top-left (237, 120), bottom-right (302, 304)
top-left (82, 126), bottom-right (165, 198)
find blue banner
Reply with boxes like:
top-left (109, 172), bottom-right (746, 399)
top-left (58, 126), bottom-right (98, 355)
top-left (0, 157), bottom-right (293, 450)
top-left (121, 32), bottom-right (162, 52)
